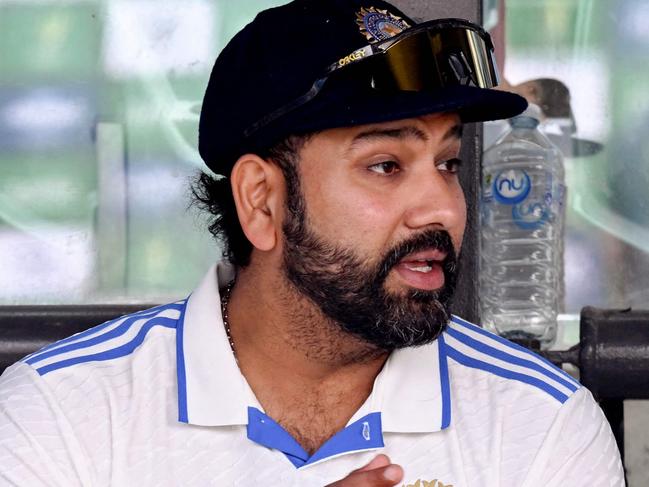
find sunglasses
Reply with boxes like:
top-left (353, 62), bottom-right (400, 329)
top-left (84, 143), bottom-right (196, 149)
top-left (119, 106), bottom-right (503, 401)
top-left (244, 18), bottom-right (500, 137)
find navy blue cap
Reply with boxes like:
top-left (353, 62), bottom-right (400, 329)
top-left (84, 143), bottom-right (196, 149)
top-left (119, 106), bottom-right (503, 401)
top-left (198, 0), bottom-right (527, 174)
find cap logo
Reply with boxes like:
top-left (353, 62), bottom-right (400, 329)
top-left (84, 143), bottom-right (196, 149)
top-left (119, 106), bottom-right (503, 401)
top-left (356, 6), bottom-right (411, 43)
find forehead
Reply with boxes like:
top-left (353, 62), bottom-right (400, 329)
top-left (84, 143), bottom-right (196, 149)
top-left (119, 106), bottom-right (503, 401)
top-left (302, 112), bottom-right (463, 156)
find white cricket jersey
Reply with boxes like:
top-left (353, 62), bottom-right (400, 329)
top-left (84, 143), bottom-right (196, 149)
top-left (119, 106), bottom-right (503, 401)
top-left (0, 264), bottom-right (624, 486)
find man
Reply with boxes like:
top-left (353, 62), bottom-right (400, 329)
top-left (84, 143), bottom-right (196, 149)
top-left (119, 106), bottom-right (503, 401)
top-left (0, 1), bottom-right (624, 486)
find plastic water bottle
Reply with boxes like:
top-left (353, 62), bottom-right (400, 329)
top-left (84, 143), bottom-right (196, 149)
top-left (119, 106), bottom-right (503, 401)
top-left (479, 104), bottom-right (565, 349)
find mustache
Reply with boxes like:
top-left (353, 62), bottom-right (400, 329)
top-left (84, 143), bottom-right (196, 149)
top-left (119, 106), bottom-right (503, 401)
top-left (375, 229), bottom-right (457, 284)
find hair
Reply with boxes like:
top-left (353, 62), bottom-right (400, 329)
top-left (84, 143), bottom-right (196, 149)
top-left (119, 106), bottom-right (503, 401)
top-left (192, 134), bottom-right (313, 267)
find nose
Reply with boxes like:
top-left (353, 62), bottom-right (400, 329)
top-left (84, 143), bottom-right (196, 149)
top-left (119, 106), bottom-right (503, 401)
top-left (402, 168), bottom-right (466, 235)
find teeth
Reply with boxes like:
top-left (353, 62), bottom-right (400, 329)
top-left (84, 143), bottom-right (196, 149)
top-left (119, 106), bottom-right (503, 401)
top-left (405, 263), bottom-right (433, 273)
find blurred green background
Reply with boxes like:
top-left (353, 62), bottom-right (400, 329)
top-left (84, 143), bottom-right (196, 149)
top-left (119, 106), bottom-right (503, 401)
top-left (502, 0), bottom-right (649, 315)
top-left (0, 0), bottom-right (288, 303)
top-left (1, 0), bottom-right (649, 315)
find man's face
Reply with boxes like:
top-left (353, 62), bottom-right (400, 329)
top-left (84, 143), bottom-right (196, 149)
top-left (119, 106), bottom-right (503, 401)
top-left (280, 113), bottom-right (467, 350)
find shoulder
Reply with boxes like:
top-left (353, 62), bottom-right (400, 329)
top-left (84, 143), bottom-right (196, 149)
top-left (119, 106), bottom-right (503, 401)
top-left (0, 300), bottom-right (189, 484)
top-left (439, 316), bottom-right (597, 482)
top-left (442, 315), bottom-right (581, 405)
top-left (19, 300), bottom-right (187, 379)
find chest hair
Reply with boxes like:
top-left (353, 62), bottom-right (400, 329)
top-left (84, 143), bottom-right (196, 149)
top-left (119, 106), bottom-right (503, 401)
top-left (271, 393), bottom-right (357, 455)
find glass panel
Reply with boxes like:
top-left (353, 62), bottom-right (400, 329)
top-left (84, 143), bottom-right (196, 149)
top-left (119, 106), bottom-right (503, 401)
top-left (0, 0), bottom-right (289, 304)
top-left (491, 5), bottom-right (649, 481)
top-left (487, 0), bottom-right (649, 325)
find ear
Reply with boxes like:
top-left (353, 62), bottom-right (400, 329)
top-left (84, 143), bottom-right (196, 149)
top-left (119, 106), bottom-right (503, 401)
top-left (230, 154), bottom-right (284, 252)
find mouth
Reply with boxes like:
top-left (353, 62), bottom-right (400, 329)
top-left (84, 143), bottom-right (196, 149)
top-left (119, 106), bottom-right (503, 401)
top-left (394, 249), bottom-right (447, 291)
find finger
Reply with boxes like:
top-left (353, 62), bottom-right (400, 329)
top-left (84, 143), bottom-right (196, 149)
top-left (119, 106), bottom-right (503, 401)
top-left (356, 454), bottom-right (391, 472)
top-left (325, 463), bottom-right (404, 487)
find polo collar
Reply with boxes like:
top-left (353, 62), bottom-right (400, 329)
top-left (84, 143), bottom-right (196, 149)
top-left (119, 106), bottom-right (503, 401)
top-left (375, 335), bottom-right (451, 433)
top-left (176, 264), bottom-right (451, 433)
top-left (176, 262), bottom-right (260, 426)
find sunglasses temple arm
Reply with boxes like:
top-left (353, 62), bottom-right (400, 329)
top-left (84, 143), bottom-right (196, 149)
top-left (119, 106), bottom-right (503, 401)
top-left (243, 78), bottom-right (327, 138)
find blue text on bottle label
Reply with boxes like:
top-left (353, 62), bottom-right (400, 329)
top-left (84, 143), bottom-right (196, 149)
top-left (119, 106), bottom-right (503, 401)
top-left (493, 169), bottom-right (531, 205)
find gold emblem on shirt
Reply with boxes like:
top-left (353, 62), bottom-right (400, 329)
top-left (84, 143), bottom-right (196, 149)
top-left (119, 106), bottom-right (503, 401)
top-left (403, 480), bottom-right (454, 487)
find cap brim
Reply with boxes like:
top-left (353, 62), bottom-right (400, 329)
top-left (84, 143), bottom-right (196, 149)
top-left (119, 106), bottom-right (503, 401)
top-left (247, 84), bottom-right (527, 154)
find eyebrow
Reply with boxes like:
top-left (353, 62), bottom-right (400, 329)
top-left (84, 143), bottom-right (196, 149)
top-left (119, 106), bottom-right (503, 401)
top-left (348, 123), bottom-right (463, 152)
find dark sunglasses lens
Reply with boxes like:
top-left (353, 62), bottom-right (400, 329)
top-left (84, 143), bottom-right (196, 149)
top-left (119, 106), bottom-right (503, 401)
top-left (368, 27), bottom-right (498, 92)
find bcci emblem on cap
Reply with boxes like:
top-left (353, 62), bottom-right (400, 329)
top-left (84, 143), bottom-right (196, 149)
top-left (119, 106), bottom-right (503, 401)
top-left (356, 6), bottom-right (411, 42)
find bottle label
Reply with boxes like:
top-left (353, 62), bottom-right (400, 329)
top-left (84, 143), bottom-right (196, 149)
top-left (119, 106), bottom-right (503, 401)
top-left (511, 201), bottom-right (549, 229)
top-left (484, 169), bottom-right (563, 231)
top-left (492, 169), bottom-right (531, 204)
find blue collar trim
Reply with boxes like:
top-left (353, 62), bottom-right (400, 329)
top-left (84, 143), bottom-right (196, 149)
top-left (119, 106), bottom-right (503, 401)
top-left (175, 297), bottom-right (190, 423)
top-left (247, 407), bottom-right (384, 468)
top-left (438, 333), bottom-right (452, 429)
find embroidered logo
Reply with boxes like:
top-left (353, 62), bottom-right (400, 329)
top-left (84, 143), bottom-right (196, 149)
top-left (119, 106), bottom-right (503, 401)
top-left (356, 6), bottom-right (411, 43)
top-left (403, 480), bottom-right (454, 487)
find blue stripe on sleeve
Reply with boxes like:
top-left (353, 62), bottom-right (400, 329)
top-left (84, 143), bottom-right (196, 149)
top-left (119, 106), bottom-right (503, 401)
top-left (26, 306), bottom-right (182, 366)
top-left (444, 346), bottom-right (569, 403)
top-left (451, 315), bottom-right (580, 388)
top-left (25, 303), bottom-right (184, 363)
top-left (446, 326), bottom-right (578, 393)
top-left (36, 317), bottom-right (178, 376)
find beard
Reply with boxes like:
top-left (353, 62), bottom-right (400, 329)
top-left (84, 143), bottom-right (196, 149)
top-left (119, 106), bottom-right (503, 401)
top-left (281, 195), bottom-right (458, 352)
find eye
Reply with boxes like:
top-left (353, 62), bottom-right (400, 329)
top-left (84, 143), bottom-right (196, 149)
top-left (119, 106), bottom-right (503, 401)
top-left (368, 160), bottom-right (400, 175)
top-left (437, 157), bottom-right (462, 174)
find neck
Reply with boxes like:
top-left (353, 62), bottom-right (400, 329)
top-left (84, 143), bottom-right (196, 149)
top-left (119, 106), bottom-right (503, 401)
top-left (224, 262), bottom-right (389, 452)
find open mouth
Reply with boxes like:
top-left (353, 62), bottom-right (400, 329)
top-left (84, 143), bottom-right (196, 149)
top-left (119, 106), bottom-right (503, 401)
top-left (395, 249), bottom-right (447, 290)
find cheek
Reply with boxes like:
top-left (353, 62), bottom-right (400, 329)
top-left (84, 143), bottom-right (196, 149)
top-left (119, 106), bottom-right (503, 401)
top-left (315, 186), bottom-right (396, 243)
top-left (337, 192), bottom-right (391, 228)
